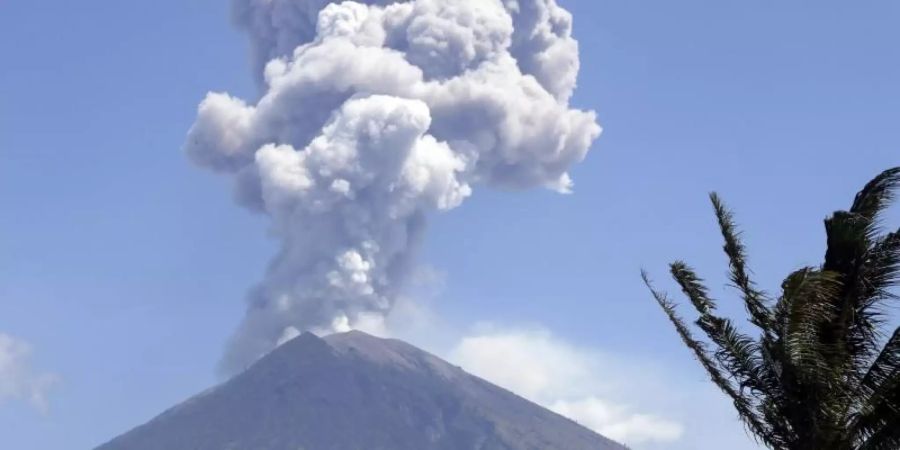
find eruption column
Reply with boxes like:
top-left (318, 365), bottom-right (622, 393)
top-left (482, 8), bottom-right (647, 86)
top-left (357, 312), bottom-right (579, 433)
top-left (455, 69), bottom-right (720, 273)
top-left (185, 0), bottom-right (601, 373)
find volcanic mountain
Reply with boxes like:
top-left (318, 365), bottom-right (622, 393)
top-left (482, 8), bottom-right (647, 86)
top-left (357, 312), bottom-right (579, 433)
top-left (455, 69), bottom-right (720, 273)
top-left (96, 331), bottom-right (627, 450)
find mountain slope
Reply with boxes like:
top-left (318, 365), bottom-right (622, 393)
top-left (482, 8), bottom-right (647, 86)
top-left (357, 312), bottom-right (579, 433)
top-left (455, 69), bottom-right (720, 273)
top-left (96, 331), bottom-right (627, 450)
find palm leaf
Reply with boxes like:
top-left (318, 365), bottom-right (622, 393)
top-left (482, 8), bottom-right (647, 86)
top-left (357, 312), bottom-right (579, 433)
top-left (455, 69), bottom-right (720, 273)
top-left (851, 327), bottom-right (900, 446)
top-left (710, 193), bottom-right (773, 332)
top-left (850, 167), bottom-right (900, 222)
top-left (642, 167), bottom-right (900, 449)
top-left (642, 271), bottom-right (781, 448)
top-left (669, 262), bottom-right (774, 396)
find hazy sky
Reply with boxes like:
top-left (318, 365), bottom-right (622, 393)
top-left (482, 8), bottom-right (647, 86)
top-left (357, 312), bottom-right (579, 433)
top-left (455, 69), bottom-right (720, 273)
top-left (1, 1), bottom-right (898, 449)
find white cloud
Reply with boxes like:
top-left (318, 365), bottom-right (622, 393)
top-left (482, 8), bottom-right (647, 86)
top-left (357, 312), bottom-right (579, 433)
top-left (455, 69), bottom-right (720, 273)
top-left (0, 333), bottom-right (58, 413)
top-left (551, 397), bottom-right (684, 445)
top-left (448, 327), bottom-right (683, 446)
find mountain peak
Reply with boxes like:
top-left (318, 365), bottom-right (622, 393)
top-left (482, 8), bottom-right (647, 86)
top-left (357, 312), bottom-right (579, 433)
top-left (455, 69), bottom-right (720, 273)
top-left (96, 332), bottom-right (627, 450)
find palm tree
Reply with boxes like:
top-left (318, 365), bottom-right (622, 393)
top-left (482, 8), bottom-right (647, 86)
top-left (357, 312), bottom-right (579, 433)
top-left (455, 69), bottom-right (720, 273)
top-left (643, 167), bottom-right (900, 450)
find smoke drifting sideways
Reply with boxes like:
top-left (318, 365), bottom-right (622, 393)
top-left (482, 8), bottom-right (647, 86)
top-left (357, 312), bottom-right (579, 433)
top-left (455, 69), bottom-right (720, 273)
top-left (185, 0), bottom-right (601, 374)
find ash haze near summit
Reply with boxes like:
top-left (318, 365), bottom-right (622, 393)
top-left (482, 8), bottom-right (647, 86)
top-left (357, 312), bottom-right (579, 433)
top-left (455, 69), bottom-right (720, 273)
top-left (185, 0), bottom-right (601, 373)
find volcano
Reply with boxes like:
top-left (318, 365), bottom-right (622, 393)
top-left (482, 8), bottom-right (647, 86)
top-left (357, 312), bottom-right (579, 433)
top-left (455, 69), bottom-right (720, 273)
top-left (96, 331), bottom-right (627, 450)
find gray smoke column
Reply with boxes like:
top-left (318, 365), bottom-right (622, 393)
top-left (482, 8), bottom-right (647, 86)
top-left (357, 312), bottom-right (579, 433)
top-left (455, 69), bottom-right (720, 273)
top-left (186, 0), bottom-right (601, 374)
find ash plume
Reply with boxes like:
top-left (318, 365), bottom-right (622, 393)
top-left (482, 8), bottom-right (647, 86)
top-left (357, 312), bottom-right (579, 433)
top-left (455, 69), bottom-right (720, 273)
top-left (185, 0), bottom-right (601, 374)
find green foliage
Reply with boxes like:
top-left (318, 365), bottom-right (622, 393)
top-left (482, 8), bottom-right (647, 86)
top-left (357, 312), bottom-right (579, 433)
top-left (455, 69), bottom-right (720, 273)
top-left (644, 167), bottom-right (900, 449)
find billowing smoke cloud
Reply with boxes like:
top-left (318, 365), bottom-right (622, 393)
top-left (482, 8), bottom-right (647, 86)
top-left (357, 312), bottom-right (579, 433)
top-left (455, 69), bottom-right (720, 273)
top-left (186, 0), bottom-right (601, 373)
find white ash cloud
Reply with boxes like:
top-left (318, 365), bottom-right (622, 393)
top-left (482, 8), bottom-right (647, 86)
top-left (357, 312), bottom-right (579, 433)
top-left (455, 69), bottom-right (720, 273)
top-left (0, 333), bottom-right (58, 413)
top-left (186, 0), bottom-right (600, 373)
top-left (232, 0), bottom-right (582, 101)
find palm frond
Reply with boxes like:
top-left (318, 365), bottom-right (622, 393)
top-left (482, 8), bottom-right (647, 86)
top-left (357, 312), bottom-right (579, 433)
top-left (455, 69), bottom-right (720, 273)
top-left (863, 231), bottom-right (900, 309)
top-left (780, 269), bottom-right (843, 381)
top-left (642, 271), bottom-right (781, 448)
top-left (853, 378), bottom-right (900, 450)
top-left (851, 327), bottom-right (900, 446)
top-left (670, 262), bottom-right (717, 315)
top-left (643, 167), bottom-right (900, 449)
top-left (850, 167), bottom-right (900, 222)
top-left (858, 425), bottom-right (900, 450)
top-left (824, 170), bottom-right (900, 380)
top-left (710, 193), bottom-right (773, 333)
top-left (670, 262), bottom-right (774, 396)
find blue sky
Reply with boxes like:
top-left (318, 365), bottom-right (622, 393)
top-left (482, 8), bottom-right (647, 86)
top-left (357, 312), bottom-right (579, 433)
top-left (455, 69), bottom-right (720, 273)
top-left (1, 1), bottom-right (898, 449)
